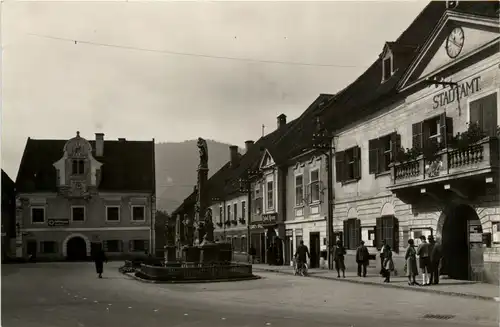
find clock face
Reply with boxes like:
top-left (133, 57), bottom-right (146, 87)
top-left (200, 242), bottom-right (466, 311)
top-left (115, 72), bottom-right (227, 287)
top-left (445, 27), bottom-right (465, 59)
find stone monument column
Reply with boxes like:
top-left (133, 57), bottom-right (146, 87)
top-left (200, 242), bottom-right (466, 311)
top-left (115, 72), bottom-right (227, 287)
top-left (164, 216), bottom-right (177, 264)
top-left (194, 137), bottom-right (210, 243)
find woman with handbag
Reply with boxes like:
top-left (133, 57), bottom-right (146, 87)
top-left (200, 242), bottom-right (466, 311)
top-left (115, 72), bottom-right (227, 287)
top-left (405, 239), bottom-right (419, 285)
top-left (381, 245), bottom-right (394, 283)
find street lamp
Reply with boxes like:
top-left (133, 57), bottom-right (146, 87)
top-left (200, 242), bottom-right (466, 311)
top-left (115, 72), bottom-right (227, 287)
top-left (312, 114), bottom-right (335, 270)
top-left (238, 168), bottom-right (261, 263)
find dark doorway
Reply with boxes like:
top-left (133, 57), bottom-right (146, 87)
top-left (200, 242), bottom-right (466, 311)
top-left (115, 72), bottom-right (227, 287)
top-left (309, 232), bottom-right (321, 269)
top-left (66, 237), bottom-right (87, 261)
top-left (441, 204), bottom-right (483, 280)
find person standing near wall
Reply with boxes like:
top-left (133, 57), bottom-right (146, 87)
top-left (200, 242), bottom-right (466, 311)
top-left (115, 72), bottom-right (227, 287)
top-left (355, 241), bottom-right (369, 277)
top-left (417, 235), bottom-right (430, 286)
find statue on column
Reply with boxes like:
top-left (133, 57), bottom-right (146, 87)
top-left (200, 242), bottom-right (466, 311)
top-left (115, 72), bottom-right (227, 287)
top-left (183, 214), bottom-right (194, 246)
top-left (197, 137), bottom-right (208, 170)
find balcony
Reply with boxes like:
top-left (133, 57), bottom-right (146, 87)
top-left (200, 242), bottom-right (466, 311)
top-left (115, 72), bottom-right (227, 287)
top-left (388, 137), bottom-right (499, 193)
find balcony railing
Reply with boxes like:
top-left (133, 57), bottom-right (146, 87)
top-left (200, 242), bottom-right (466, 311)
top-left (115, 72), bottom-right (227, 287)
top-left (390, 137), bottom-right (499, 188)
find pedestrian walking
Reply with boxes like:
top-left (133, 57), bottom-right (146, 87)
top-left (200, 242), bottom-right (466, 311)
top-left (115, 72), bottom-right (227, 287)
top-left (405, 239), bottom-right (419, 285)
top-left (93, 245), bottom-right (107, 279)
top-left (379, 240), bottom-right (388, 269)
top-left (355, 241), bottom-right (370, 277)
top-left (416, 235), bottom-right (431, 285)
top-left (333, 239), bottom-right (346, 278)
top-left (429, 236), bottom-right (442, 285)
top-left (381, 244), bottom-right (394, 283)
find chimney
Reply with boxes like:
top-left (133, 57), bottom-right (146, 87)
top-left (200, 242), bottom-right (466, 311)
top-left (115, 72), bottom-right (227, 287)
top-left (244, 140), bottom-right (254, 152)
top-left (229, 145), bottom-right (239, 167)
top-left (118, 138), bottom-right (126, 142)
top-left (277, 114), bottom-right (287, 130)
top-left (95, 133), bottom-right (104, 157)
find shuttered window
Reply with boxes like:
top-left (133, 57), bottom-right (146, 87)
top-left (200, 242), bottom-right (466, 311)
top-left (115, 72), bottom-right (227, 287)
top-left (369, 133), bottom-right (401, 173)
top-left (336, 146), bottom-right (361, 183)
top-left (343, 218), bottom-right (361, 250)
top-left (470, 93), bottom-right (498, 137)
top-left (375, 216), bottom-right (399, 253)
top-left (412, 114), bottom-right (453, 150)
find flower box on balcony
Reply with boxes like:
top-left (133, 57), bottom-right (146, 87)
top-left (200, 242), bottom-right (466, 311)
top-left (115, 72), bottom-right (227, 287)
top-left (389, 136), bottom-right (498, 188)
top-left (238, 218), bottom-right (246, 224)
top-left (224, 220), bottom-right (231, 227)
top-left (230, 219), bottom-right (238, 226)
top-left (216, 222), bottom-right (223, 228)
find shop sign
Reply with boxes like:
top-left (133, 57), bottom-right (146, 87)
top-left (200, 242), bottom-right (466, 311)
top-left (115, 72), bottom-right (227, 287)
top-left (262, 213), bottom-right (277, 224)
top-left (432, 76), bottom-right (481, 109)
top-left (48, 219), bottom-right (69, 227)
top-left (285, 229), bottom-right (293, 237)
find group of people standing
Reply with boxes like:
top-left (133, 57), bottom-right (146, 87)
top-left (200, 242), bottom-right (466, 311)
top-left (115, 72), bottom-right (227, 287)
top-left (294, 235), bottom-right (443, 285)
top-left (405, 235), bottom-right (442, 286)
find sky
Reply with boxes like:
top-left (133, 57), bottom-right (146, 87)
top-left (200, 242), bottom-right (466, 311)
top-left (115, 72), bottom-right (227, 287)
top-left (1, 0), bottom-right (430, 179)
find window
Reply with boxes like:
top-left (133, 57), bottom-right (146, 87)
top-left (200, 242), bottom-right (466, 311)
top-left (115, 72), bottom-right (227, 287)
top-left (71, 206), bottom-right (85, 222)
top-left (266, 180), bottom-right (274, 210)
top-left (72, 160), bottom-right (85, 175)
top-left (132, 205), bottom-right (145, 221)
top-left (232, 237), bottom-right (240, 252)
top-left (309, 170), bottom-right (320, 203)
top-left (369, 133), bottom-right (400, 174)
top-left (106, 206), bottom-right (120, 222)
top-left (295, 175), bottom-right (304, 206)
top-left (40, 241), bottom-right (57, 254)
top-left (219, 206), bottom-right (223, 224)
top-left (412, 113), bottom-right (453, 150)
top-left (382, 56), bottom-right (392, 81)
top-left (376, 216), bottom-right (399, 253)
top-left (227, 205), bottom-right (231, 221)
top-left (31, 207), bottom-right (45, 224)
top-left (233, 203), bottom-right (238, 221)
top-left (241, 236), bottom-right (247, 253)
top-left (470, 93), bottom-right (498, 137)
top-left (253, 183), bottom-right (263, 214)
top-left (130, 240), bottom-right (147, 252)
top-left (335, 146), bottom-right (361, 183)
top-left (241, 201), bottom-right (246, 219)
top-left (343, 218), bottom-right (361, 250)
top-left (104, 240), bottom-right (122, 252)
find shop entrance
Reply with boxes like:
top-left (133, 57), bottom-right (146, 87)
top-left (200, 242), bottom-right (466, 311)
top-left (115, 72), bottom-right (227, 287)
top-left (439, 204), bottom-right (483, 281)
top-left (309, 232), bottom-right (321, 269)
top-left (66, 236), bottom-right (88, 261)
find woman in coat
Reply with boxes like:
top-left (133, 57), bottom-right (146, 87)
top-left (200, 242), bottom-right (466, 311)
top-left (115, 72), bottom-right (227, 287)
top-left (381, 245), bottom-right (394, 283)
top-left (93, 246), bottom-right (107, 279)
top-left (405, 239), bottom-right (419, 285)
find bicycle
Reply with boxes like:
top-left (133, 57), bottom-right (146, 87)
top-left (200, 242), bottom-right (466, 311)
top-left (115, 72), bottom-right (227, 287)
top-left (293, 258), bottom-right (308, 276)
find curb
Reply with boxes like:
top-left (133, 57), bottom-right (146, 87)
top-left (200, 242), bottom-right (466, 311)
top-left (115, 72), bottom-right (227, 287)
top-left (120, 270), bottom-right (261, 284)
top-left (253, 268), bottom-right (498, 302)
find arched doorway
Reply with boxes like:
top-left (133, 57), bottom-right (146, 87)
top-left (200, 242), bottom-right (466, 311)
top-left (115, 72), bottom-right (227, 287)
top-left (66, 236), bottom-right (88, 261)
top-left (439, 204), bottom-right (483, 280)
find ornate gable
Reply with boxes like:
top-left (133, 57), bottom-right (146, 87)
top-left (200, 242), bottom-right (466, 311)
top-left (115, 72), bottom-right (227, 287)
top-left (259, 149), bottom-right (275, 170)
top-left (398, 10), bottom-right (500, 91)
top-left (53, 131), bottom-right (102, 199)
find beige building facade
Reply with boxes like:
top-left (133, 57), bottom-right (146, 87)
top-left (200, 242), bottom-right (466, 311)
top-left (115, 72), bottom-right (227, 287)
top-left (333, 10), bottom-right (499, 282)
top-left (15, 132), bottom-right (156, 260)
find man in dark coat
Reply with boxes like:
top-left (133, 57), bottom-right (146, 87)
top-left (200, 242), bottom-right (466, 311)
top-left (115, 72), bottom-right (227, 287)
top-left (429, 236), bottom-right (442, 285)
top-left (356, 241), bottom-right (370, 277)
top-left (92, 246), bottom-right (107, 278)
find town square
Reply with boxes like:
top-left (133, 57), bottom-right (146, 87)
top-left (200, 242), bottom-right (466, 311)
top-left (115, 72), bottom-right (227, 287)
top-left (2, 0), bottom-right (500, 326)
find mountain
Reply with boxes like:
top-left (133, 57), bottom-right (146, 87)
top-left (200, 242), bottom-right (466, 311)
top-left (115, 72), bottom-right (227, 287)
top-left (155, 140), bottom-right (243, 213)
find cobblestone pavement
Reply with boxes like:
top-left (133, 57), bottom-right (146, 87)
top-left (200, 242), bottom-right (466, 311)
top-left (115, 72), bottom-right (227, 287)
top-left (2, 262), bottom-right (498, 327)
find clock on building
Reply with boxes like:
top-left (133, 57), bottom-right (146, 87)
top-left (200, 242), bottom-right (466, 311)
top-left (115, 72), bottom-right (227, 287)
top-left (445, 27), bottom-right (465, 59)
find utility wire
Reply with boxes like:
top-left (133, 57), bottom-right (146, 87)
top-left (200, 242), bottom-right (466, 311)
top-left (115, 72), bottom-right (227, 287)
top-left (26, 32), bottom-right (365, 69)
